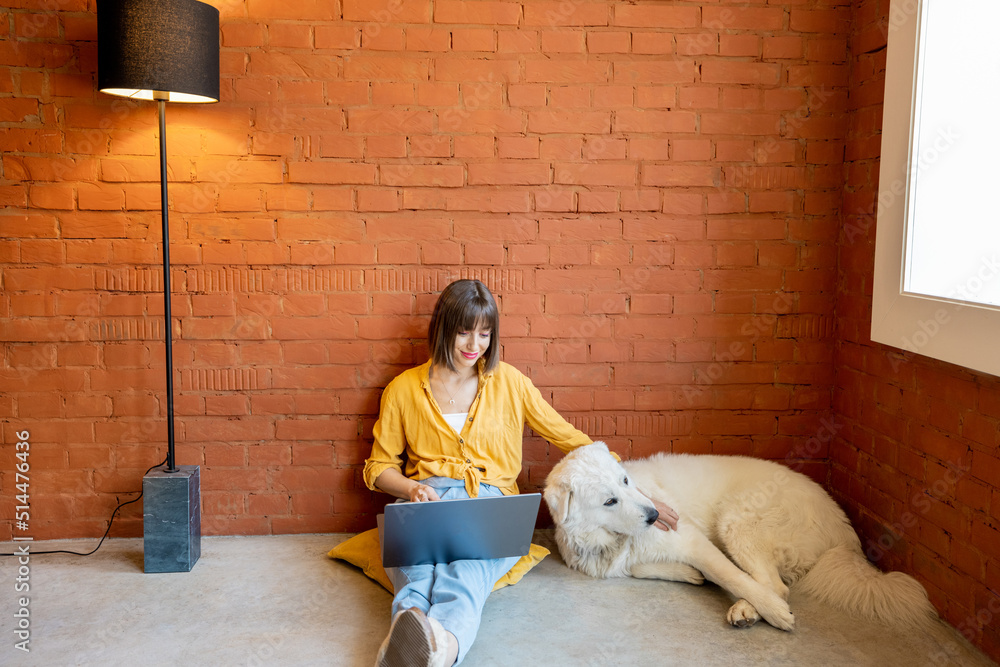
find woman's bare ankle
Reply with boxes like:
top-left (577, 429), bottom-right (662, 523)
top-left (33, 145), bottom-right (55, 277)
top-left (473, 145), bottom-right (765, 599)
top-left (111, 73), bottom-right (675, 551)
top-left (444, 631), bottom-right (459, 666)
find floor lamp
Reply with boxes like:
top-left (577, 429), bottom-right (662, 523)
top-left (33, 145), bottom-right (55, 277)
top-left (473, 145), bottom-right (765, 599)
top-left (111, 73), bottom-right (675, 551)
top-left (97, 0), bottom-right (219, 573)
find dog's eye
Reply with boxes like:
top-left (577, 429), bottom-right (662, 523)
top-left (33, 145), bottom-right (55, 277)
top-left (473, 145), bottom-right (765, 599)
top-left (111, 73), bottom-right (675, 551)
top-left (604, 498), bottom-right (618, 507)
top-left (623, 476), bottom-right (629, 486)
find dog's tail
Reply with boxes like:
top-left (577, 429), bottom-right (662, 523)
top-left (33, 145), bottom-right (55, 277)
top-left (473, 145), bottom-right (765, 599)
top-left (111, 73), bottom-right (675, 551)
top-left (795, 545), bottom-right (937, 629)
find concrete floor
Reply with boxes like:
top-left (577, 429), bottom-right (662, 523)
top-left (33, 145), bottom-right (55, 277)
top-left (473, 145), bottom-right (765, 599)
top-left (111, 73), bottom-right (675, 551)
top-left (0, 531), bottom-right (994, 667)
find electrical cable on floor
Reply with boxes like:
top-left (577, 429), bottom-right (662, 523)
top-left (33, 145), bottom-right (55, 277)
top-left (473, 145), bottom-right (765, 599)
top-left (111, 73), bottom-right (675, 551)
top-left (0, 457), bottom-right (167, 557)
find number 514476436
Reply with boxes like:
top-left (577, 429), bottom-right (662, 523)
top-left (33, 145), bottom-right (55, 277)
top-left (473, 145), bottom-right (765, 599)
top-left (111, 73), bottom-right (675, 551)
top-left (15, 430), bottom-right (29, 527)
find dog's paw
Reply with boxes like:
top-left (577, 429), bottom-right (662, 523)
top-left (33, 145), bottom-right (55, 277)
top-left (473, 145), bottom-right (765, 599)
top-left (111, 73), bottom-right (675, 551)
top-left (726, 599), bottom-right (760, 628)
top-left (630, 562), bottom-right (705, 585)
top-left (756, 597), bottom-right (795, 632)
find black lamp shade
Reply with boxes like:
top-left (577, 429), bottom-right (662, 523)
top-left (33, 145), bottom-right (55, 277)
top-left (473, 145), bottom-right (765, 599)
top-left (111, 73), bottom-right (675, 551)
top-left (98, 0), bottom-right (220, 103)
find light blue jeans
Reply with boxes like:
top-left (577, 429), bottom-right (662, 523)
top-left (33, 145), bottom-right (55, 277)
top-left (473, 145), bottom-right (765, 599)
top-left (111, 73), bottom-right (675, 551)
top-left (385, 477), bottom-right (520, 665)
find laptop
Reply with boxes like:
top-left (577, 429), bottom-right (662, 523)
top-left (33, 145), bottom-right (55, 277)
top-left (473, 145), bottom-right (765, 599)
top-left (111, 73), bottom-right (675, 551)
top-left (378, 493), bottom-right (541, 568)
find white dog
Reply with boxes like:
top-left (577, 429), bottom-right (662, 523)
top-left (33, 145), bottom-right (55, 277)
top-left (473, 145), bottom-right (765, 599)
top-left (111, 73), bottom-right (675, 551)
top-left (544, 442), bottom-right (936, 631)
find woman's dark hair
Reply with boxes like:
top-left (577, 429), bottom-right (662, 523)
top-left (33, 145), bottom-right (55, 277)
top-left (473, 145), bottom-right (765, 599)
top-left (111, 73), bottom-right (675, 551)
top-left (428, 279), bottom-right (500, 373)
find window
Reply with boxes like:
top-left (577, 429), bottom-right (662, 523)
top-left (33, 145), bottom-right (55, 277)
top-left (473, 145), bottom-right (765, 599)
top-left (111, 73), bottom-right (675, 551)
top-left (872, 0), bottom-right (1000, 377)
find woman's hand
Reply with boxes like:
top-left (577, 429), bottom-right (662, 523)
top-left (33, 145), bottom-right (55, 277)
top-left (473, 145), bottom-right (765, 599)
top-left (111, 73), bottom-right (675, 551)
top-left (375, 468), bottom-right (442, 502)
top-left (409, 483), bottom-right (441, 503)
top-left (637, 488), bottom-right (679, 531)
top-left (650, 498), bottom-right (679, 531)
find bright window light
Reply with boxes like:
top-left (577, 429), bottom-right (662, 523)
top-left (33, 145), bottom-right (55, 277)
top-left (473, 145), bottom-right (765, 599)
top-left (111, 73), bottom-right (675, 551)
top-left (904, 0), bottom-right (1000, 308)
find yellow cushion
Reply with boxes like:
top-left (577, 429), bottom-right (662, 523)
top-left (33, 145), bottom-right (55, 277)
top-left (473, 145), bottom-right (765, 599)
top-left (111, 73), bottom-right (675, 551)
top-left (328, 528), bottom-right (549, 593)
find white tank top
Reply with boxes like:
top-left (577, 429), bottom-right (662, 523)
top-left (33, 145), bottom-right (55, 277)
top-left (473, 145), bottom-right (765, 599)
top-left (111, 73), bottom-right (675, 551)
top-left (442, 412), bottom-right (469, 435)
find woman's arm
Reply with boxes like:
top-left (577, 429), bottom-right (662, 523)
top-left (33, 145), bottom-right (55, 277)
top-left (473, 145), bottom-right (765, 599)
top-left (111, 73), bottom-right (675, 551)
top-left (518, 372), bottom-right (592, 452)
top-left (364, 377), bottom-right (415, 492)
top-left (513, 369), bottom-right (681, 528)
top-left (374, 467), bottom-right (441, 503)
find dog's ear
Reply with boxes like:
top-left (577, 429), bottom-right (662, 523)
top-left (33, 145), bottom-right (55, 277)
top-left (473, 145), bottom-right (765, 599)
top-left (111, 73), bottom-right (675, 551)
top-left (590, 440), bottom-right (610, 454)
top-left (543, 482), bottom-right (573, 525)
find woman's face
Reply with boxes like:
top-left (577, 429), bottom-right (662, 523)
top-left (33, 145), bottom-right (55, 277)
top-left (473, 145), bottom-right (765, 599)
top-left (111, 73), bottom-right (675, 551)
top-left (452, 325), bottom-right (492, 371)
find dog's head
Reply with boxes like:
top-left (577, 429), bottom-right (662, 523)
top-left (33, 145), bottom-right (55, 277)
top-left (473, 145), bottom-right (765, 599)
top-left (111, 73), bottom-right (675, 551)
top-left (544, 442), bottom-right (659, 540)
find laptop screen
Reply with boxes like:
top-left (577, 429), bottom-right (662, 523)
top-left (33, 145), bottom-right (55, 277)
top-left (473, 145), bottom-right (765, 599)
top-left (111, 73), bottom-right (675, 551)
top-left (379, 493), bottom-right (541, 568)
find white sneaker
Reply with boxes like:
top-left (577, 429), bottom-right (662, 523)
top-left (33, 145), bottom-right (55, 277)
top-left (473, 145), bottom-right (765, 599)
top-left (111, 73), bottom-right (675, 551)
top-left (375, 607), bottom-right (450, 667)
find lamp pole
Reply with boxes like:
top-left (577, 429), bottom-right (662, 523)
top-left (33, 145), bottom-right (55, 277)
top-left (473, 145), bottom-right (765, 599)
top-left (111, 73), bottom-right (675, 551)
top-left (155, 93), bottom-right (177, 473)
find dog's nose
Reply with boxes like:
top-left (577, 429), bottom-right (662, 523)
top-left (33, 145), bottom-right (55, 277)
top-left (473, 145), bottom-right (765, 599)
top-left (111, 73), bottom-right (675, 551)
top-left (645, 507), bottom-right (659, 525)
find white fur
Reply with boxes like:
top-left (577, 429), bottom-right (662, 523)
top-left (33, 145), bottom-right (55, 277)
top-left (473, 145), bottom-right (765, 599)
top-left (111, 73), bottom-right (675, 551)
top-left (544, 442), bottom-right (937, 632)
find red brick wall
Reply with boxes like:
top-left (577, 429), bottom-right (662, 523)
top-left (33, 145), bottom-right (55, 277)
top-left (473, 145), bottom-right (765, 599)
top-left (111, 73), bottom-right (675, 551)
top-left (1, 1), bottom-right (838, 535)
top-left (834, 0), bottom-right (1000, 660)
top-left (2, 0), bottom-right (847, 540)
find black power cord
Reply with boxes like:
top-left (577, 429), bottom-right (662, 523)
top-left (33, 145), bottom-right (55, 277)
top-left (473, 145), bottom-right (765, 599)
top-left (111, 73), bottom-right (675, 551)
top-left (0, 457), bottom-right (167, 557)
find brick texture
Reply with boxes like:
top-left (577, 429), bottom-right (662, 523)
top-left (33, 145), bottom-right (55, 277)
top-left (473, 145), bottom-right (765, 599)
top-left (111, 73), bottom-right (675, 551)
top-left (1, 0), bottom-right (845, 534)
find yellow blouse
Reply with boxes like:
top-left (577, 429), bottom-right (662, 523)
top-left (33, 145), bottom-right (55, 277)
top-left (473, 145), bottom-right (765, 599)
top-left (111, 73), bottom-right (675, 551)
top-left (364, 360), bottom-right (593, 497)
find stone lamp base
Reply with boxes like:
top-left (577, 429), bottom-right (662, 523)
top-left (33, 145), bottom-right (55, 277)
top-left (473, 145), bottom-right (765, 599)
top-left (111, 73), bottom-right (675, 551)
top-left (143, 465), bottom-right (201, 573)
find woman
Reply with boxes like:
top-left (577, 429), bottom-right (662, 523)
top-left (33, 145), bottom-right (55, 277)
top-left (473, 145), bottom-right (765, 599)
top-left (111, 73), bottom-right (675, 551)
top-left (364, 279), bottom-right (677, 667)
